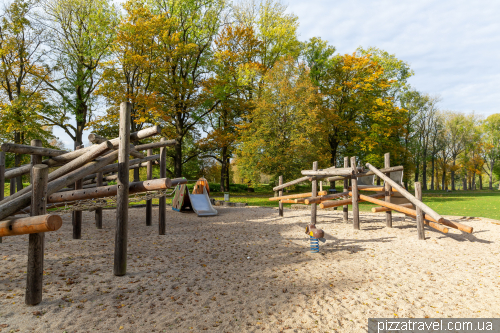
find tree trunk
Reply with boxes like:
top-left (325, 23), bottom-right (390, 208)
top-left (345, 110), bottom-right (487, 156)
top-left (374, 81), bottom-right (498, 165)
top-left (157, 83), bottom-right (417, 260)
top-left (422, 151), bottom-right (428, 190)
top-left (430, 156), bottom-right (435, 190)
top-left (468, 172), bottom-right (472, 190)
top-left (220, 157), bottom-right (226, 192)
top-left (479, 173), bottom-right (483, 190)
top-left (174, 138), bottom-right (182, 178)
top-left (463, 176), bottom-right (467, 190)
top-left (225, 157), bottom-right (230, 191)
top-left (451, 157), bottom-right (456, 190)
top-left (471, 173), bottom-right (475, 190)
top-left (14, 131), bottom-right (23, 191)
top-left (441, 165), bottom-right (446, 191)
top-left (489, 160), bottom-right (494, 190)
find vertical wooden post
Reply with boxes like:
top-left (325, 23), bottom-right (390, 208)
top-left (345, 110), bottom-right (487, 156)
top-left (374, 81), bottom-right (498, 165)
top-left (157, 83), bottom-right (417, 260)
top-left (25, 164), bottom-right (48, 305)
top-left (343, 157), bottom-right (349, 223)
top-left (278, 176), bottom-right (283, 217)
top-left (30, 140), bottom-right (43, 165)
top-left (319, 181), bottom-right (323, 192)
top-left (73, 145), bottom-right (83, 239)
top-left (384, 153), bottom-right (392, 228)
top-left (95, 171), bottom-right (103, 229)
top-left (114, 102), bottom-right (131, 276)
top-left (146, 149), bottom-right (153, 226)
top-left (10, 177), bottom-right (15, 196)
top-left (350, 156), bottom-right (359, 230)
top-left (158, 138), bottom-right (166, 235)
top-left (311, 161), bottom-right (318, 225)
top-left (415, 182), bottom-right (425, 240)
top-left (0, 152), bottom-right (4, 244)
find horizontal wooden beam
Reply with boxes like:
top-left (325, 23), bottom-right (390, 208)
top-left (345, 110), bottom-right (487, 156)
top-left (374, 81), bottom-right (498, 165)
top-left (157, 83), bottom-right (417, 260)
top-left (272, 176), bottom-right (310, 192)
top-left (319, 193), bottom-right (386, 209)
top-left (135, 140), bottom-right (176, 151)
top-left (1, 143), bottom-right (69, 157)
top-left (371, 203), bottom-right (413, 212)
top-left (269, 191), bottom-right (328, 201)
top-left (0, 214), bottom-right (62, 237)
top-left (304, 191), bottom-right (350, 205)
top-left (48, 177), bottom-right (186, 203)
top-left (301, 167), bottom-right (352, 177)
top-left (348, 185), bottom-right (399, 192)
top-left (326, 165), bottom-right (404, 182)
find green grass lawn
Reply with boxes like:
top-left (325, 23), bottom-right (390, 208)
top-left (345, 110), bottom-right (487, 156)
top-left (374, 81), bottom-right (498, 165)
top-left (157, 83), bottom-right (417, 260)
top-left (5, 183), bottom-right (500, 220)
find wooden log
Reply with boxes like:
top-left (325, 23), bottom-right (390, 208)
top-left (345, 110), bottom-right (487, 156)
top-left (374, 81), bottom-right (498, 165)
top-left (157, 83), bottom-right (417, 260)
top-left (158, 138), bottom-right (167, 235)
top-left (351, 157), bottom-right (359, 230)
top-left (278, 176), bottom-right (283, 217)
top-left (371, 203), bottom-right (413, 212)
top-left (294, 198), bottom-right (305, 203)
top-left (272, 176), bottom-right (310, 192)
top-left (135, 140), bottom-right (176, 151)
top-left (0, 214), bottom-right (61, 237)
top-left (0, 149), bottom-right (120, 222)
top-left (384, 153), bottom-right (392, 228)
top-left (114, 102), bottom-right (130, 276)
top-left (131, 125), bottom-right (162, 141)
top-left (320, 193), bottom-right (385, 209)
top-left (99, 154), bottom-right (159, 174)
top-left (25, 164), bottom-right (49, 305)
top-left (301, 167), bottom-right (352, 177)
top-left (48, 178), bottom-right (175, 203)
top-left (280, 200), bottom-right (296, 204)
top-left (365, 163), bottom-right (445, 224)
top-left (73, 145), bottom-right (84, 240)
top-left (343, 157), bottom-right (348, 222)
top-left (311, 161), bottom-right (318, 225)
top-left (304, 191), bottom-right (350, 205)
top-left (0, 141), bottom-right (114, 206)
top-left (0, 152), bottom-right (4, 243)
top-left (326, 166), bottom-right (405, 182)
top-left (269, 190), bottom-right (329, 201)
top-left (95, 171), bottom-right (103, 229)
top-left (146, 149), bottom-right (152, 227)
top-left (347, 185), bottom-right (399, 192)
top-left (1, 143), bottom-right (69, 157)
top-left (415, 182), bottom-right (425, 240)
top-left (88, 133), bottom-right (144, 159)
top-left (355, 193), bottom-right (452, 233)
top-left (56, 182), bottom-right (109, 192)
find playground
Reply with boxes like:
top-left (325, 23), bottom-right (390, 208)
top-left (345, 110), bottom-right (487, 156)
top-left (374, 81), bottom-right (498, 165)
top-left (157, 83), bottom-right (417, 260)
top-left (0, 206), bottom-right (498, 332)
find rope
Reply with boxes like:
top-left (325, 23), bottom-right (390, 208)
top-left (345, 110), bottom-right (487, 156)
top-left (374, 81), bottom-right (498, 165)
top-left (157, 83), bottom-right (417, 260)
top-left (48, 187), bottom-right (178, 213)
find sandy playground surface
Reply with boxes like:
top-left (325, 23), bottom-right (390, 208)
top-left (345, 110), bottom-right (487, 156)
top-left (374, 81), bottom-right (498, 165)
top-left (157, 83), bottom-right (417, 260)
top-left (1, 206), bottom-right (499, 332)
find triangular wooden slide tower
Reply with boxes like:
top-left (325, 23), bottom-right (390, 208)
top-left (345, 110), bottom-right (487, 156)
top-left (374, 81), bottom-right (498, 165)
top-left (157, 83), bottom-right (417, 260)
top-left (172, 183), bottom-right (193, 212)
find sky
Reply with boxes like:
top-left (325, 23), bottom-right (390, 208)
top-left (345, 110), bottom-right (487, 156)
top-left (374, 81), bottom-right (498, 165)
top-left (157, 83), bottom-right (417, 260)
top-left (53, 0), bottom-right (500, 149)
top-left (286, 0), bottom-right (500, 114)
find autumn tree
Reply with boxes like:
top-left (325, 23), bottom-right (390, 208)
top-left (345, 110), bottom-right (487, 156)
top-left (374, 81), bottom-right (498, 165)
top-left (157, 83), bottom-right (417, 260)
top-left (0, 0), bottom-right (54, 190)
top-left (39, 0), bottom-right (118, 148)
top-left (482, 114), bottom-right (500, 189)
top-left (236, 58), bottom-right (323, 183)
top-left (199, 24), bottom-right (261, 191)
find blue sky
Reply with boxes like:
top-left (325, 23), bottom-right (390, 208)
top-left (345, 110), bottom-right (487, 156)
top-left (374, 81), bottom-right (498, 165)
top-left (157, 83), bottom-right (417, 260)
top-left (286, 0), bottom-right (500, 115)
top-left (54, 0), bottom-right (500, 148)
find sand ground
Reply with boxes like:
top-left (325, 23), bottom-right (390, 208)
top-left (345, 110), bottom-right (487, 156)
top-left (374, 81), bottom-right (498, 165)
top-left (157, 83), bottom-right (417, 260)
top-left (0, 206), bottom-right (499, 332)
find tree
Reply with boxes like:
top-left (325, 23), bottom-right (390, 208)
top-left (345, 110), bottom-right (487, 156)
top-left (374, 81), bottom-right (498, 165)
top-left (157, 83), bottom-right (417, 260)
top-left (39, 0), bottom-right (119, 148)
top-left (0, 0), bottom-right (54, 190)
top-left (482, 114), bottom-right (500, 189)
top-left (313, 52), bottom-right (406, 167)
top-left (236, 58), bottom-right (323, 183)
top-left (200, 24), bottom-right (261, 191)
top-left (443, 111), bottom-right (467, 190)
top-left (137, 0), bottom-right (227, 177)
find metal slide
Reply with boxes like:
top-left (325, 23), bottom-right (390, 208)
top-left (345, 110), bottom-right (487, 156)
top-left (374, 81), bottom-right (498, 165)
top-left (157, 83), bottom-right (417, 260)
top-left (188, 187), bottom-right (218, 217)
